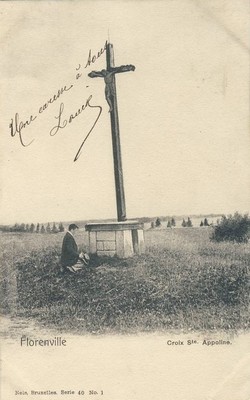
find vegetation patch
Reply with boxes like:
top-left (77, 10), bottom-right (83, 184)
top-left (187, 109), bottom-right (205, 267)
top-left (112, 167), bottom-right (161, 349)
top-left (1, 228), bottom-right (248, 334)
top-left (211, 212), bottom-right (250, 243)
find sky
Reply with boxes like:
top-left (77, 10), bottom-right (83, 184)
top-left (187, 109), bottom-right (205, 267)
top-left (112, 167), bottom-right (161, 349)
top-left (0, 0), bottom-right (249, 224)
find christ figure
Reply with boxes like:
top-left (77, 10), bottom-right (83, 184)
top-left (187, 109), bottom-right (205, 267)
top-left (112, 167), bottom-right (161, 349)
top-left (88, 65), bottom-right (135, 112)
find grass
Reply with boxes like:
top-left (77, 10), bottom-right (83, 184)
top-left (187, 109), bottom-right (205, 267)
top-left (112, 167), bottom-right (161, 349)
top-left (0, 228), bottom-right (249, 334)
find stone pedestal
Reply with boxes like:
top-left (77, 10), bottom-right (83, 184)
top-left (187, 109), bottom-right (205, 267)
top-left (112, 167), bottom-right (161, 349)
top-left (85, 221), bottom-right (145, 258)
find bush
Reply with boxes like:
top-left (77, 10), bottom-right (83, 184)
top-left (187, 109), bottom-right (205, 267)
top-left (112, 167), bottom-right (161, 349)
top-left (155, 217), bottom-right (161, 227)
top-left (186, 217), bottom-right (193, 227)
top-left (211, 212), bottom-right (250, 243)
top-left (204, 218), bottom-right (209, 226)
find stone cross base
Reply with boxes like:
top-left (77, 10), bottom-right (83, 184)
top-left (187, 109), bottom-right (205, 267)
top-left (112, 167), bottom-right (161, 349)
top-left (85, 221), bottom-right (145, 258)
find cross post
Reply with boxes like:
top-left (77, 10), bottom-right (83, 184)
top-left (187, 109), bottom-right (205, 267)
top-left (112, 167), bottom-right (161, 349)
top-left (88, 43), bottom-right (135, 222)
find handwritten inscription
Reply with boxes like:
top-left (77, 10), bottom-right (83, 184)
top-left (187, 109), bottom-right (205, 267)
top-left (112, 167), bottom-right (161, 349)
top-left (8, 84), bottom-right (74, 148)
top-left (8, 40), bottom-right (107, 161)
top-left (50, 96), bottom-right (102, 161)
top-left (9, 113), bottom-right (36, 147)
top-left (39, 84), bottom-right (73, 114)
top-left (85, 40), bottom-right (108, 68)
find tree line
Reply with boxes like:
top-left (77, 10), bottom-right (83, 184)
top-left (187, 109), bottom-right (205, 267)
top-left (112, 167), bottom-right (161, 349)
top-left (151, 217), bottom-right (213, 228)
top-left (1, 222), bottom-right (65, 233)
top-left (151, 217), bottom-right (177, 228)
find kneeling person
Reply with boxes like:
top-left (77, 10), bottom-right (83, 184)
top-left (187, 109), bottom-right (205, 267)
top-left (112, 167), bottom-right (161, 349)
top-left (61, 224), bottom-right (89, 273)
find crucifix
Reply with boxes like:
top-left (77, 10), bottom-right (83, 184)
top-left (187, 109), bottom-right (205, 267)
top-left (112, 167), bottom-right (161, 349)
top-left (88, 43), bottom-right (135, 222)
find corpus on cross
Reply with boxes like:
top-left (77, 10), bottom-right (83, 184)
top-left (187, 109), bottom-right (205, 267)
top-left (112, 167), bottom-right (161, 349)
top-left (88, 65), bottom-right (135, 112)
top-left (88, 43), bottom-right (135, 222)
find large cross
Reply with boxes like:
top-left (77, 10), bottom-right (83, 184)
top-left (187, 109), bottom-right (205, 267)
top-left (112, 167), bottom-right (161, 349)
top-left (88, 43), bottom-right (135, 222)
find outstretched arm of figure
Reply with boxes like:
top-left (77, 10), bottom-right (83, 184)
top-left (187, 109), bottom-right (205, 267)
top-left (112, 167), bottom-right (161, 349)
top-left (109, 65), bottom-right (135, 74)
top-left (88, 71), bottom-right (105, 78)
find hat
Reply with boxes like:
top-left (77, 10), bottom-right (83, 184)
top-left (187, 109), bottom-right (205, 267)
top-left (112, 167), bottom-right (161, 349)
top-left (69, 223), bottom-right (79, 231)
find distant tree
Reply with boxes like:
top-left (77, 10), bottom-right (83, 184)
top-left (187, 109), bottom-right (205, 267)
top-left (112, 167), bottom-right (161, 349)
top-left (36, 223), bottom-right (40, 233)
top-left (12, 223), bottom-right (19, 232)
top-left (40, 224), bottom-right (45, 233)
top-left (211, 212), bottom-right (250, 243)
top-left (13, 223), bottom-right (23, 232)
top-left (171, 217), bottom-right (176, 227)
top-left (0, 225), bottom-right (11, 232)
top-left (58, 222), bottom-right (65, 232)
top-left (25, 224), bottom-right (30, 232)
top-left (200, 220), bottom-right (204, 227)
top-left (151, 221), bottom-right (155, 229)
top-left (181, 219), bottom-right (186, 227)
top-left (167, 220), bottom-right (171, 228)
top-left (30, 223), bottom-right (35, 233)
top-left (186, 217), bottom-right (193, 227)
top-left (46, 223), bottom-right (51, 233)
top-left (52, 222), bottom-right (58, 233)
top-left (155, 217), bottom-right (161, 227)
top-left (204, 218), bottom-right (209, 226)
top-left (20, 223), bottom-right (25, 232)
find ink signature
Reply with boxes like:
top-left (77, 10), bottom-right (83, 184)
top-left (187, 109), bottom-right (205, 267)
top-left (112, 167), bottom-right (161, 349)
top-left (49, 97), bottom-right (102, 162)
top-left (8, 40), bottom-right (107, 161)
top-left (9, 84), bottom-right (73, 147)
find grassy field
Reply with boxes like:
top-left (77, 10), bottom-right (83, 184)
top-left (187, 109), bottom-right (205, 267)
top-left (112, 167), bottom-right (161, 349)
top-left (0, 227), bottom-right (249, 334)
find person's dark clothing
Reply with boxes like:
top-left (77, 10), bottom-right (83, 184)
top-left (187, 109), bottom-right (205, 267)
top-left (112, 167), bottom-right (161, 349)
top-left (61, 232), bottom-right (79, 267)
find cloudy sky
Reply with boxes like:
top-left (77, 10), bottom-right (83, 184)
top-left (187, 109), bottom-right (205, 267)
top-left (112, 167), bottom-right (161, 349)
top-left (0, 0), bottom-right (249, 224)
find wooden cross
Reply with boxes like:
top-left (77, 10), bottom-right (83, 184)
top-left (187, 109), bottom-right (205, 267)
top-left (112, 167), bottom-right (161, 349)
top-left (88, 43), bottom-right (135, 222)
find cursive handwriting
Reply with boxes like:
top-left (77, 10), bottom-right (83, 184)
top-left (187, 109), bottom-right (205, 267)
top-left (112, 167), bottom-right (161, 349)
top-left (9, 40), bottom-right (107, 160)
top-left (75, 40), bottom-right (108, 80)
top-left (39, 84), bottom-right (73, 114)
top-left (49, 96), bottom-right (102, 161)
top-left (9, 113), bottom-right (36, 147)
top-left (9, 84), bottom-right (74, 146)
top-left (85, 40), bottom-right (108, 69)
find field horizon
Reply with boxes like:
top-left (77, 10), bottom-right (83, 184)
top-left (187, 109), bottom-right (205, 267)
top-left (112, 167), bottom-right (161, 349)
top-left (0, 212), bottom-right (229, 229)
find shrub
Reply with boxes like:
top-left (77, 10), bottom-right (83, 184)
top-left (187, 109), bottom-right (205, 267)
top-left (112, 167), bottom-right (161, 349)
top-left (186, 217), bottom-right (193, 227)
top-left (155, 217), bottom-right (161, 227)
top-left (171, 218), bottom-right (176, 227)
top-left (211, 212), bottom-right (250, 243)
top-left (58, 222), bottom-right (65, 232)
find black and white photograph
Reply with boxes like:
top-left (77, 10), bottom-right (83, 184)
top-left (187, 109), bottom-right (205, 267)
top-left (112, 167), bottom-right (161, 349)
top-left (0, 1), bottom-right (249, 399)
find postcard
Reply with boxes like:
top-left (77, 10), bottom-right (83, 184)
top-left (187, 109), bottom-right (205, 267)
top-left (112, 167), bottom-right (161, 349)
top-left (1, 1), bottom-right (249, 400)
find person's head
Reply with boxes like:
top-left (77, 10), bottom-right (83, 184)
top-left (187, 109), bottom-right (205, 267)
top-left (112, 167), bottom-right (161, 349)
top-left (68, 223), bottom-right (79, 235)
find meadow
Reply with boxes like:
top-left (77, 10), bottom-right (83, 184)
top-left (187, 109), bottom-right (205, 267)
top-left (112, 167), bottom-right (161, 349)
top-left (0, 227), bottom-right (249, 334)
